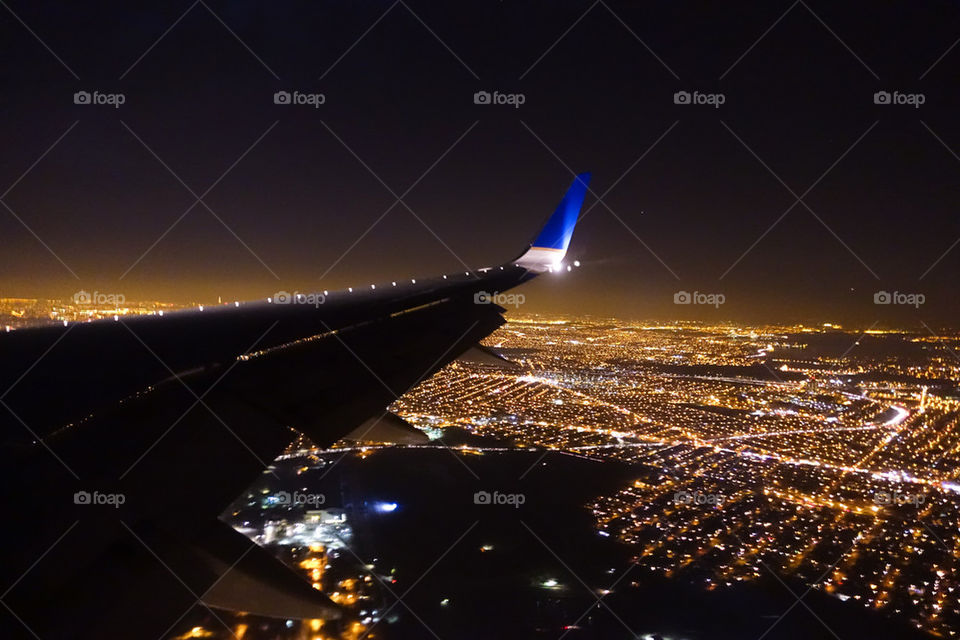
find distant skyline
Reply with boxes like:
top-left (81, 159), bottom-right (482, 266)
top-left (2, 1), bottom-right (959, 323)
top-left (2, 295), bottom-right (953, 334)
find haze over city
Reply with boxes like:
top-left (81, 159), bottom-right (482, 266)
top-left (2, 2), bottom-right (960, 323)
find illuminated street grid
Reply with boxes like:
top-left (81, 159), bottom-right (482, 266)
top-left (387, 317), bottom-right (960, 637)
top-left (11, 296), bottom-right (960, 637)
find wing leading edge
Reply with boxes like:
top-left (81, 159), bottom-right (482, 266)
top-left (0, 172), bottom-right (592, 639)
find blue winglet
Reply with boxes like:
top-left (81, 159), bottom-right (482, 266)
top-left (532, 172), bottom-right (591, 250)
top-left (515, 172), bottom-right (590, 272)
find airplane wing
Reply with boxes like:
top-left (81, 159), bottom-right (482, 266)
top-left (0, 172), bottom-right (591, 639)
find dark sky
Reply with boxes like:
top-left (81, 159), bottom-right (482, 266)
top-left (1, 1), bottom-right (959, 326)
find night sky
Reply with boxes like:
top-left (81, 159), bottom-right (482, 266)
top-left (2, 1), bottom-right (959, 325)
